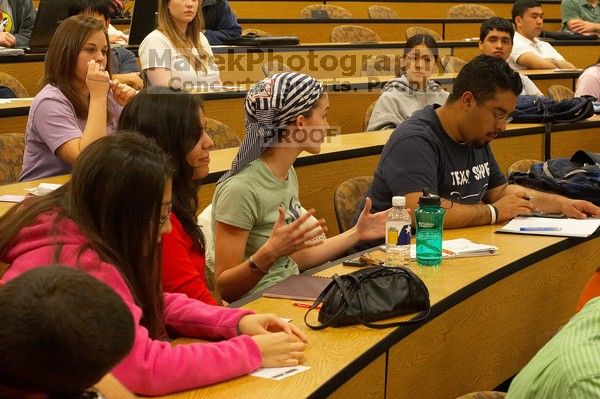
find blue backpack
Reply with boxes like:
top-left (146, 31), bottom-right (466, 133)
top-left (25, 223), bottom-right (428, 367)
top-left (511, 95), bottom-right (596, 124)
top-left (509, 151), bottom-right (600, 205)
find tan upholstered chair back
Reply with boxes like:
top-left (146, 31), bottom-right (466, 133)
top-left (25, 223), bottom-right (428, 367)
top-left (0, 133), bottom-right (26, 185)
top-left (300, 4), bottom-right (352, 19)
top-left (405, 26), bottom-right (442, 42)
top-left (204, 119), bottom-right (241, 150)
top-left (334, 176), bottom-right (373, 232)
top-left (0, 71), bottom-right (29, 97)
top-left (547, 84), bottom-right (575, 101)
top-left (438, 55), bottom-right (468, 73)
top-left (361, 54), bottom-right (404, 77)
top-left (447, 4), bottom-right (495, 18)
top-left (368, 5), bottom-right (399, 19)
top-left (506, 159), bottom-right (542, 178)
top-left (363, 101), bottom-right (377, 131)
top-left (331, 25), bottom-right (381, 43)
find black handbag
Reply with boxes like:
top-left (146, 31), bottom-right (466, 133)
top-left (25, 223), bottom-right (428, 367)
top-left (304, 266), bottom-right (430, 329)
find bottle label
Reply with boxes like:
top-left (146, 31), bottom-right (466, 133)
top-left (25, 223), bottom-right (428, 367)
top-left (386, 225), bottom-right (399, 246)
top-left (417, 221), bottom-right (434, 229)
top-left (386, 223), bottom-right (411, 245)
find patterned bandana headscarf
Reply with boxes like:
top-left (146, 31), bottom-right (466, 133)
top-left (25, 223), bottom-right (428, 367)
top-left (218, 72), bottom-right (324, 183)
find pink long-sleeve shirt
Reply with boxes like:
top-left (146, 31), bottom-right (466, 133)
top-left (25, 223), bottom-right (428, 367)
top-left (2, 212), bottom-right (262, 396)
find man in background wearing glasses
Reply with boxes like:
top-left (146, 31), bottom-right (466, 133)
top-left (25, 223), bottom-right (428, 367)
top-left (355, 55), bottom-right (600, 235)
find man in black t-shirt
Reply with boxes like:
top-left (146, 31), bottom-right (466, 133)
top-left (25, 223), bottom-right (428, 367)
top-left (359, 55), bottom-right (600, 232)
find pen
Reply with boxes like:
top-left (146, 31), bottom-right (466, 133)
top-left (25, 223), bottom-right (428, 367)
top-left (293, 302), bottom-right (321, 309)
top-left (519, 227), bottom-right (562, 231)
top-left (271, 368), bottom-right (299, 379)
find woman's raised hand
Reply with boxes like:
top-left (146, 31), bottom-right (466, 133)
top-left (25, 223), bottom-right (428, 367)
top-left (264, 208), bottom-right (327, 260)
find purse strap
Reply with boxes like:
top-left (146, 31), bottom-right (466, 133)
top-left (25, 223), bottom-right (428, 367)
top-left (304, 274), bottom-right (350, 330)
top-left (304, 273), bottom-right (431, 330)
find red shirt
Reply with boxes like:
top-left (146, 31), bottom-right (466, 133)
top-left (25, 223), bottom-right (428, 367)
top-left (161, 213), bottom-right (217, 305)
top-left (577, 269), bottom-right (600, 312)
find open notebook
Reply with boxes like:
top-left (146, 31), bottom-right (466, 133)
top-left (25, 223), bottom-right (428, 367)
top-left (262, 274), bottom-right (332, 301)
top-left (496, 216), bottom-right (600, 238)
top-left (409, 238), bottom-right (498, 259)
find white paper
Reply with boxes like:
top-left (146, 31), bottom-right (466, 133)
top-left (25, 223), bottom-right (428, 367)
top-left (250, 365), bottom-right (310, 380)
top-left (0, 194), bottom-right (27, 203)
top-left (409, 238), bottom-right (498, 259)
top-left (497, 217), bottom-right (600, 238)
top-left (24, 183), bottom-right (62, 196)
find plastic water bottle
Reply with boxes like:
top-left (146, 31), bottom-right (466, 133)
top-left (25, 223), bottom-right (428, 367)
top-left (415, 190), bottom-right (445, 266)
top-left (385, 196), bottom-right (411, 267)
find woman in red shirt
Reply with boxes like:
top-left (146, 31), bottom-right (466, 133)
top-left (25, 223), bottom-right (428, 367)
top-left (118, 87), bottom-right (217, 304)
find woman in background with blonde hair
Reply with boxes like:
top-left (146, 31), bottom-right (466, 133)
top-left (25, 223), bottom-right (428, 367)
top-left (139, 0), bottom-right (221, 90)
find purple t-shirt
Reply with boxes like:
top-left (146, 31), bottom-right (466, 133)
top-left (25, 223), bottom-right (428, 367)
top-left (19, 84), bottom-right (122, 181)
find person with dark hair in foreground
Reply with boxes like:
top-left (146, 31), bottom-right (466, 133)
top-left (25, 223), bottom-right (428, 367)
top-left (1, 133), bottom-right (307, 396)
top-left (0, 265), bottom-right (135, 399)
top-left (356, 55), bottom-right (600, 237)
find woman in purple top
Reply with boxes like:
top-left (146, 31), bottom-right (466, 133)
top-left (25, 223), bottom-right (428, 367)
top-left (19, 15), bottom-right (136, 181)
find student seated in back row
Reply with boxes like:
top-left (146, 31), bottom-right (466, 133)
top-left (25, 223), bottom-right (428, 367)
top-left (19, 15), bottom-right (136, 182)
top-left (478, 17), bottom-right (543, 96)
top-left (0, 0), bottom-right (35, 48)
top-left (356, 55), bottom-right (600, 238)
top-left (0, 266), bottom-right (136, 399)
top-left (575, 56), bottom-right (600, 99)
top-left (367, 34), bottom-right (449, 131)
top-left (509, 0), bottom-right (577, 70)
top-left (68, 0), bottom-right (144, 90)
top-left (139, 0), bottom-right (221, 90)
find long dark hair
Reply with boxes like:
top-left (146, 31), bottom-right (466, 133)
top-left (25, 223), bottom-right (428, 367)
top-left (0, 134), bottom-right (174, 338)
top-left (44, 15), bottom-right (111, 119)
top-left (118, 87), bottom-right (205, 251)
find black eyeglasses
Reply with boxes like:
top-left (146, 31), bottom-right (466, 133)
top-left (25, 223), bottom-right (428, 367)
top-left (159, 203), bottom-right (172, 228)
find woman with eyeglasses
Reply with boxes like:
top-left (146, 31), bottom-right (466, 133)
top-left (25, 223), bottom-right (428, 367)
top-left (118, 87), bottom-right (218, 305)
top-left (0, 134), bottom-right (307, 396)
top-left (367, 34), bottom-right (449, 131)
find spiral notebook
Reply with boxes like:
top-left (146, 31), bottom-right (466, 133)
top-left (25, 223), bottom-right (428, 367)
top-left (262, 274), bottom-right (332, 301)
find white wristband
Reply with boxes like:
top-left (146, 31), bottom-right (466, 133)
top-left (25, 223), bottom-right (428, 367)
top-left (487, 204), bottom-right (497, 225)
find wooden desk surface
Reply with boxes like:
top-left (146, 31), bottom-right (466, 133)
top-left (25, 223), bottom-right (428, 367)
top-left (155, 225), bottom-right (598, 398)
top-left (0, 69), bottom-right (582, 136)
top-left (2, 117), bottom-right (599, 234)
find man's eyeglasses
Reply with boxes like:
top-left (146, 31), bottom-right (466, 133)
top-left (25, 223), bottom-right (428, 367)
top-left (483, 104), bottom-right (513, 124)
top-left (159, 203), bottom-right (172, 228)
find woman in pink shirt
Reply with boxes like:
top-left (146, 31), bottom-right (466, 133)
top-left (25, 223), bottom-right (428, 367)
top-left (0, 133), bottom-right (306, 396)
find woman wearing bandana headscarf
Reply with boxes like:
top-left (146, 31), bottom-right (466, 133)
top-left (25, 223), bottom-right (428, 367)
top-left (212, 72), bottom-right (388, 303)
